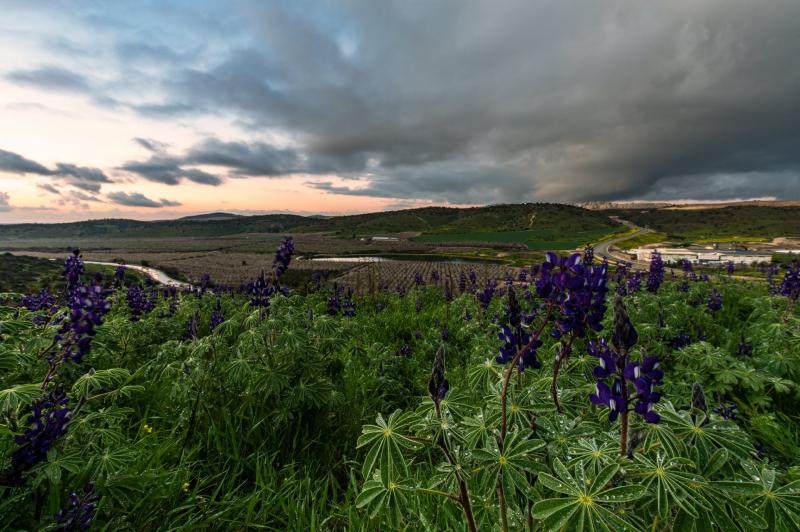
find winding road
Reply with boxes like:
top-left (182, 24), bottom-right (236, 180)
top-left (593, 217), bottom-right (652, 268)
top-left (84, 261), bottom-right (192, 289)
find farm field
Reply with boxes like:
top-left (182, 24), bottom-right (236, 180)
top-left (414, 226), bottom-right (624, 249)
top-left (1, 243), bottom-right (799, 530)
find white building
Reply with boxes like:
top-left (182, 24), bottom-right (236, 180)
top-left (631, 247), bottom-right (771, 265)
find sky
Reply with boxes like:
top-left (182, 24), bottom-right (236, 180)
top-left (0, 0), bottom-right (799, 222)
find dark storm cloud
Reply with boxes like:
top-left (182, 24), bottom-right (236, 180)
top-left (133, 137), bottom-right (169, 152)
top-left (0, 148), bottom-right (111, 193)
top-left (6, 66), bottom-right (90, 93)
top-left (37, 183), bottom-right (61, 195)
top-left (119, 155), bottom-right (222, 186)
top-left (107, 191), bottom-right (181, 208)
top-left (7, 0), bottom-right (800, 202)
top-left (136, 0), bottom-right (798, 202)
top-left (183, 139), bottom-right (304, 176)
top-left (0, 149), bottom-right (52, 175)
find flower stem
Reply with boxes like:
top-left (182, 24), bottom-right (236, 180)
top-left (550, 335), bottom-right (576, 413)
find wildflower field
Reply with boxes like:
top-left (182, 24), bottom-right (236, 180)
top-left (1, 240), bottom-right (799, 531)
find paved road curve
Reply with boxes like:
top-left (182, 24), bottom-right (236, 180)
top-left (594, 217), bottom-right (652, 268)
top-left (85, 261), bottom-right (192, 289)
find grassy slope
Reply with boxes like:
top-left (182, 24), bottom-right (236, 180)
top-left (297, 203), bottom-right (621, 239)
top-left (0, 254), bottom-right (144, 292)
top-left (0, 204), bottom-right (620, 245)
top-left (608, 206), bottom-right (800, 240)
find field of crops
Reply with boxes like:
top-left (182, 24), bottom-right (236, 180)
top-left (1, 242), bottom-right (799, 530)
top-left (414, 226), bottom-right (624, 250)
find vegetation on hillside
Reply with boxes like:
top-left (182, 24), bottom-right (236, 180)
top-left (0, 204), bottom-right (619, 244)
top-left (1, 246), bottom-right (799, 530)
top-left (609, 206), bottom-right (800, 241)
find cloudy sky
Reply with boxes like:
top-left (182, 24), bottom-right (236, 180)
top-left (1, 0), bottom-right (798, 222)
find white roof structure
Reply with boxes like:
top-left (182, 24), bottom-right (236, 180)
top-left (630, 247), bottom-right (771, 265)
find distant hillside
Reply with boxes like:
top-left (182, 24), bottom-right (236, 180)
top-left (0, 215), bottom-right (308, 239)
top-left (294, 203), bottom-right (620, 237)
top-left (0, 203), bottom-right (619, 240)
top-left (607, 205), bottom-right (800, 240)
top-left (178, 212), bottom-right (244, 221)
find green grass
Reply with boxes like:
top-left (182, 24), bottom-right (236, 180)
top-left (413, 226), bottom-right (620, 249)
top-left (608, 205), bottom-right (800, 241)
top-left (2, 260), bottom-right (799, 530)
top-left (616, 231), bottom-right (669, 250)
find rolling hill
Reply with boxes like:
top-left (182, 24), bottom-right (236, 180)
top-left (0, 203), bottom-right (619, 240)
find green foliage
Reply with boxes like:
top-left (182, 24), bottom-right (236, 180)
top-left (608, 205), bottom-right (800, 240)
top-left (0, 270), bottom-right (798, 530)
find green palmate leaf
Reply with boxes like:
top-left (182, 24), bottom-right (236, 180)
top-left (71, 368), bottom-right (133, 400)
top-left (532, 458), bottom-right (643, 531)
top-left (594, 485), bottom-right (646, 503)
top-left (660, 402), bottom-right (754, 462)
top-left (531, 497), bottom-right (578, 520)
top-left (0, 383), bottom-right (40, 414)
top-left (358, 410), bottom-right (421, 481)
top-left (630, 452), bottom-right (706, 519)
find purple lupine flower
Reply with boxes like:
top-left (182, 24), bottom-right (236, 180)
top-left (588, 297), bottom-right (662, 424)
top-left (444, 281), bottom-right (453, 302)
top-left (2, 387), bottom-right (70, 485)
top-left (766, 264), bottom-right (779, 294)
top-left (441, 327), bottom-right (449, 341)
top-left (396, 344), bottom-right (412, 357)
top-left (126, 285), bottom-right (152, 321)
top-left (54, 482), bottom-right (99, 531)
top-left (342, 288), bottom-right (356, 317)
top-left (736, 335), bottom-right (753, 358)
top-left (198, 273), bottom-right (211, 296)
top-left (414, 330), bottom-right (423, 340)
top-left (476, 280), bottom-right (497, 310)
top-left (414, 272), bottom-right (424, 286)
top-left (779, 261), bottom-right (799, 302)
top-left (726, 261), bottom-right (735, 276)
top-left (327, 282), bottom-right (342, 315)
top-left (624, 356), bottom-right (663, 423)
top-left (517, 268), bottom-right (528, 283)
top-left (707, 288), bottom-right (723, 312)
top-left (668, 333), bottom-right (692, 349)
top-left (543, 252), bottom-right (609, 339)
top-left (63, 250), bottom-right (84, 294)
top-left (114, 265), bottom-right (126, 285)
top-left (22, 289), bottom-right (56, 312)
top-left (184, 312), bottom-right (199, 340)
top-left (272, 236), bottom-right (295, 281)
top-left (210, 299), bottom-right (225, 331)
top-left (458, 271), bottom-right (467, 293)
top-left (430, 269), bottom-right (440, 283)
top-left (713, 401), bottom-right (737, 420)
top-left (247, 271), bottom-right (273, 308)
top-left (583, 245), bottom-right (594, 266)
top-left (646, 251), bottom-right (664, 293)
top-left (627, 271), bottom-right (641, 293)
top-left (55, 282), bottom-right (112, 365)
top-left (468, 269), bottom-right (477, 289)
top-left (496, 288), bottom-right (542, 371)
top-left (168, 294), bottom-right (178, 315)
